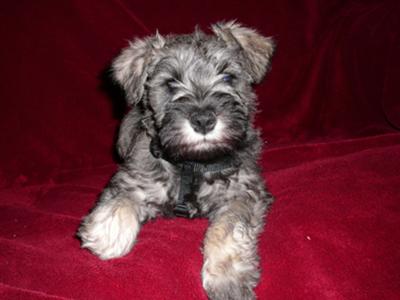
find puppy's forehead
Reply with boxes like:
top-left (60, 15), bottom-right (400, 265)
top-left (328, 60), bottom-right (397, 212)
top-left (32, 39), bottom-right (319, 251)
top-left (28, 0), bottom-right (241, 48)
top-left (155, 37), bottom-right (232, 78)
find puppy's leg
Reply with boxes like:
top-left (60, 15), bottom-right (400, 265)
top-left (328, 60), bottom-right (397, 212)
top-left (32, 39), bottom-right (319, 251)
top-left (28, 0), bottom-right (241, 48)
top-left (77, 168), bottom-right (161, 260)
top-left (202, 200), bottom-right (266, 300)
top-left (77, 187), bottom-right (145, 260)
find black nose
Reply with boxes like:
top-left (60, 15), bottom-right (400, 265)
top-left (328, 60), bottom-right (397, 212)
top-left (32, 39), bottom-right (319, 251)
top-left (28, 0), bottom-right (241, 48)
top-left (190, 110), bottom-right (217, 134)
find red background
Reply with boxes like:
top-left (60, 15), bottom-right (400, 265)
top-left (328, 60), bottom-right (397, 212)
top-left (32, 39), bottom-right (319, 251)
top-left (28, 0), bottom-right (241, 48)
top-left (0, 1), bottom-right (399, 299)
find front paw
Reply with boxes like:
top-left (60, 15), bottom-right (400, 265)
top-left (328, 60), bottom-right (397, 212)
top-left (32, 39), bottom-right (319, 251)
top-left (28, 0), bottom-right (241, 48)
top-left (78, 198), bottom-right (140, 260)
top-left (203, 277), bottom-right (256, 300)
top-left (202, 262), bottom-right (258, 300)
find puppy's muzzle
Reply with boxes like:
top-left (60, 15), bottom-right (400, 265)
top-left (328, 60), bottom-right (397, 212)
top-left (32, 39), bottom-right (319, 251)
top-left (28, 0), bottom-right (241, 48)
top-left (190, 110), bottom-right (217, 134)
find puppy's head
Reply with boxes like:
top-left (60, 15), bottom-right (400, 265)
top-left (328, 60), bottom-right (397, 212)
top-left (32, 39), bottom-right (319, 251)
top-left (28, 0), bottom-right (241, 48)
top-left (113, 21), bottom-right (274, 162)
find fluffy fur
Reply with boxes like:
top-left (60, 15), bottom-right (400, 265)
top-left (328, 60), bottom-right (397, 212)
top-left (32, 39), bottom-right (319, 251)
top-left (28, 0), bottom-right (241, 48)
top-left (78, 21), bottom-right (275, 300)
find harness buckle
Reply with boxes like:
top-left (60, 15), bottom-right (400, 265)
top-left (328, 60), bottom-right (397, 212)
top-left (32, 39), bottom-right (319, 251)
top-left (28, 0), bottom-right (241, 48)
top-left (173, 203), bottom-right (192, 218)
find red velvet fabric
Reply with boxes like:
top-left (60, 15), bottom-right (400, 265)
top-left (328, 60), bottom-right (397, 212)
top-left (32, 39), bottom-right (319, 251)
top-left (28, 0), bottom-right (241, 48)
top-left (1, 1), bottom-right (399, 299)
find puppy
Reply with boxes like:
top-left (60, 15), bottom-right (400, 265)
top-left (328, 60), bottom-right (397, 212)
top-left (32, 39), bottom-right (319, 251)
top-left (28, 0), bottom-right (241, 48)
top-left (78, 21), bottom-right (275, 300)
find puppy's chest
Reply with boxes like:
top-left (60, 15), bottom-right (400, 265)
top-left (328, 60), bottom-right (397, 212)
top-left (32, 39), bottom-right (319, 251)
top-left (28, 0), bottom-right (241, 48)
top-left (152, 160), bottom-right (246, 216)
top-left (164, 170), bottom-right (233, 216)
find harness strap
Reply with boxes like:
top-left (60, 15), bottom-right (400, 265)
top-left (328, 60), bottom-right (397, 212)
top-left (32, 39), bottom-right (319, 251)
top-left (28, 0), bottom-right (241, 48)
top-left (173, 157), bottom-right (238, 218)
top-left (149, 136), bottom-right (239, 218)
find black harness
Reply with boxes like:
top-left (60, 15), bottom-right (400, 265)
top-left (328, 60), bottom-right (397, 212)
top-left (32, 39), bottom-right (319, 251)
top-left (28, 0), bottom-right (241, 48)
top-left (149, 136), bottom-right (239, 218)
top-left (173, 157), bottom-right (238, 218)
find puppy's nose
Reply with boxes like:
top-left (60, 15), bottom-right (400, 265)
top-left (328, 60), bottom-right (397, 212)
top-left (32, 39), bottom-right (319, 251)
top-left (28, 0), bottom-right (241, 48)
top-left (190, 110), bottom-right (217, 134)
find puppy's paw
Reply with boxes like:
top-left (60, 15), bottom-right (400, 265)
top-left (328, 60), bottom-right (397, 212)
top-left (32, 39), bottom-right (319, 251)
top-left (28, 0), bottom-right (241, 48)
top-left (203, 276), bottom-right (255, 300)
top-left (78, 198), bottom-right (140, 260)
top-left (202, 263), bottom-right (257, 300)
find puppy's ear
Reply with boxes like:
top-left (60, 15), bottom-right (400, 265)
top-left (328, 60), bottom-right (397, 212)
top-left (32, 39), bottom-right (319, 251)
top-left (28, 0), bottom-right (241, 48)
top-left (212, 21), bottom-right (275, 84)
top-left (112, 32), bottom-right (165, 106)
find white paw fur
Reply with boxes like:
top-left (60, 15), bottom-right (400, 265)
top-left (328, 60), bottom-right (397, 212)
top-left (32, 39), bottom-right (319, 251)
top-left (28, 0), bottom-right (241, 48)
top-left (78, 198), bottom-right (139, 260)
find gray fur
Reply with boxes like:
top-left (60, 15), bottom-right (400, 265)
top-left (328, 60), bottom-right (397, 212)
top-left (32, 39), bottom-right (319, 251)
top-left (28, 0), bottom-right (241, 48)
top-left (78, 21), bottom-right (274, 300)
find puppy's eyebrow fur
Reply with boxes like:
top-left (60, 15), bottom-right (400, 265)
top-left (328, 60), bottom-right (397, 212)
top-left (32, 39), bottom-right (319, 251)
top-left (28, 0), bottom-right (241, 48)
top-left (152, 58), bottom-right (184, 85)
top-left (216, 62), bottom-right (229, 74)
top-left (170, 69), bottom-right (182, 82)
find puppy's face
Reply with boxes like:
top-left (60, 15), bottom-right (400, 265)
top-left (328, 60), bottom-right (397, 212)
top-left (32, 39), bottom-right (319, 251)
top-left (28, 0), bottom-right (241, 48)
top-left (113, 22), bottom-right (274, 161)
top-left (146, 39), bottom-right (254, 161)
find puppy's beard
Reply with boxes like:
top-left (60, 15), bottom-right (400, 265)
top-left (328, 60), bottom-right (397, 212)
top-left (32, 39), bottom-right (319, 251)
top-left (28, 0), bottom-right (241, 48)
top-left (180, 119), bottom-right (225, 151)
top-left (159, 118), bottom-right (238, 161)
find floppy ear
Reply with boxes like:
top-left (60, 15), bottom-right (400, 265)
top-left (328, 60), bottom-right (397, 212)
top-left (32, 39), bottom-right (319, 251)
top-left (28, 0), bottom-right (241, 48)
top-left (112, 32), bottom-right (165, 106)
top-left (212, 21), bottom-right (275, 84)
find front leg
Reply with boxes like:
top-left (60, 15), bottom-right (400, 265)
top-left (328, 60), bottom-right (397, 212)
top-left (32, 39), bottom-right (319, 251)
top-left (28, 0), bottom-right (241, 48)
top-left (77, 169), bottom-right (164, 260)
top-left (202, 200), bottom-right (267, 300)
top-left (78, 188), bottom-right (143, 260)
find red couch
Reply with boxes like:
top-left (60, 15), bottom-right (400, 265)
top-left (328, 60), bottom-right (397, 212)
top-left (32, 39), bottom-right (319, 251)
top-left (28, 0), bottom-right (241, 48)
top-left (1, 1), bottom-right (399, 299)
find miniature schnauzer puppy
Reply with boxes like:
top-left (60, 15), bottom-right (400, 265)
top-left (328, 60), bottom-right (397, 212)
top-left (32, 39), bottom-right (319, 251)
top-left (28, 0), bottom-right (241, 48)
top-left (78, 21), bottom-right (275, 300)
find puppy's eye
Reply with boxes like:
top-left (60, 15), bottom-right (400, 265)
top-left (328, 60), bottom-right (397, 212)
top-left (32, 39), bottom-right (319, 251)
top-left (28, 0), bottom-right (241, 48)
top-left (165, 79), bottom-right (178, 93)
top-left (222, 74), bottom-right (235, 85)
